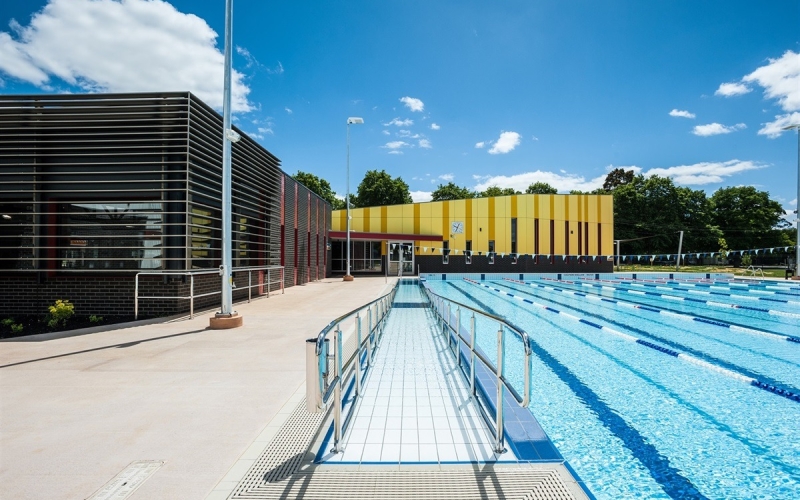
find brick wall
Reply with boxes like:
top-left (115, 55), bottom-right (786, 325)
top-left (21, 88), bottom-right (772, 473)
top-left (0, 269), bottom-right (285, 319)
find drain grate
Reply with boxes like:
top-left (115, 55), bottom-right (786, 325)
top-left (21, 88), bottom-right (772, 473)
top-left (227, 398), bottom-right (586, 500)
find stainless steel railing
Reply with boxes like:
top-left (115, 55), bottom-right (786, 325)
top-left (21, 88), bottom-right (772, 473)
top-left (305, 279), bottom-right (400, 453)
top-left (422, 284), bottom-right (532, 454)
top-left (134, 265), bottom-right (284, 319)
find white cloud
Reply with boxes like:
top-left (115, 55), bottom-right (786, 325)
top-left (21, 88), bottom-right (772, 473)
top-left (757, 112), bottom-right (800, 138)
top-left (388, 150), bottom-right (403, 155)
top-left (382, 130), bottom-right (390, 135)
top-left (715, 82), bottom-right (752, 97)
top-left (531, 135), bottom-right (539, 141)
top-left (384, 117), bottom-right (413, 127)
top-left (692, 122), bottom-right (746, 136)
top-left (266, 61), bottom-right (284, 75)
top-left (400, 96), bottom-right (424, 112)
top-left (397, 130), bottom-right (420, 138)
top-left (488, 131), bottom-right (521, 154)
top-left (410, 190), bottom-right (432, 202)
top-left (430, 123), bottom-right (440, 130)
top-left (606, 164), bottom-right (643, 174)
top-left (0, 0), bottom-right (253, 111)
top-left (382, 141), bottom-right (409, 150)
top-left (743, 50), bottom-right (800, 112)
top-left (257, 126), bottom-right (273, 135)
top-left (474, 141), bottom-right (486, 149)
top-left (644, 160), bottom-right (766, 185)
top-left (284, 107), bottom-right (292, 114)
top-left (474, 170), bottom-right (606, 193)
top-left (669, 109), bottom-right (695, 119)
top-left (438, 174), bottom-right (454, 181)
top-left (418, 138), bottom-right (432, 149)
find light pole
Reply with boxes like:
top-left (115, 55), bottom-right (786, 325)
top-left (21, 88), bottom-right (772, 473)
top-left (783, 124), bottom-right (800, 276)
top-left (211, 0), bottom-right (242, 328)
top-left (344, 117), bottom-right (364, 282)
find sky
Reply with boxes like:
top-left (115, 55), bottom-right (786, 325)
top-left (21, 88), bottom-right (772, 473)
top-left (1, 0), bottom-right (799, 228)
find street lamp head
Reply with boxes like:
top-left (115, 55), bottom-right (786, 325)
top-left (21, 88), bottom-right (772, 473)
top-left (347, 117), bottom-right (364, 125)
top-left (781, 124), bottom-right (800, 131)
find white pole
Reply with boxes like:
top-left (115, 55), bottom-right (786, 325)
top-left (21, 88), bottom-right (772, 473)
top-left (781, 124), bottom-right (800, 276)
top-left (345, 122), bottom-right (352, 280)
top-left (219, 0), bottom-right (234, 316)
top-left (676, 231), bottom-right (684, 272)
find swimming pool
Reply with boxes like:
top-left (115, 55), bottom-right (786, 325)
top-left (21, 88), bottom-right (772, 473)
top-left (424, 275), bottom-right (800, 499)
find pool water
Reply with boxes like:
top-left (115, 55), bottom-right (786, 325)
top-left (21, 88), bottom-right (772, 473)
top-left (425, 277), bottom-right (800, 500)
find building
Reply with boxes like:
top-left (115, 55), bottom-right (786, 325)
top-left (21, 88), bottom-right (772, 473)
top-left (329, 194), bottom-right (614, 275)
top-left (0, 92), bottom-right (330, 318)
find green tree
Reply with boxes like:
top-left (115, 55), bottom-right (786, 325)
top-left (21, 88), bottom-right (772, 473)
top-left (355, 170), bottom-right (412, 207)
top-left (525, 182), bottom-right (558, 194)
top-left (431, 182), bottom-right (475, 201)
top-left (603, 168), bottom-right (635, 191)
top-left (479, 186), bottom-right (520, 197)
top-left (711, 186), bottom-right (790, 250)
top-left (293, 171), bottom-right (344, 209)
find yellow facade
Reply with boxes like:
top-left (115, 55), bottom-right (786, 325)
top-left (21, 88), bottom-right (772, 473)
top-left (333, 193), bottom-right (614, 257)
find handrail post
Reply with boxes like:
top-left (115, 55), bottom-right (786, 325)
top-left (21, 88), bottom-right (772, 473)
top-left (355, 313), bottom-right (362, 397)
top-left (332, 324), bottom-right (343, 453)
top-left (470, 313), bottom-right (476, 397)
top-left (267, 268), bottom-right (271, 298)
top-left (367, 306), bottom-right (373, 366)
top-left (248, 270), bottom-right (252, 302)
top-left (134, 274), bottom-right (139, 320)
top-left (281, 267), bottom-right (285, 294)
top-left (455, 306), bottom-right (461, 365)
top-left (495, 324), bottom-right (506, 454)
top-left (190, 274), bottom-right (195, 319)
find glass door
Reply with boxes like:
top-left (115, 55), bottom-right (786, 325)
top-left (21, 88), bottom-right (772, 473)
top-left (389, 241), bottom-right (414, 276)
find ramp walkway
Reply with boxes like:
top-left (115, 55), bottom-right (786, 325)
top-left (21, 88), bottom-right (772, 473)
top-left (216, 278), bottom-right (592, 499)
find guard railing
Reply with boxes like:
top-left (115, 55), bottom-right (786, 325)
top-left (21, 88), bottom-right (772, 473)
top-left (422, 284), bottom-right (532, 454)
top-left (305, 280), bottom-right (400, 453)
top-left (134, 265), bottom-right (284, 319)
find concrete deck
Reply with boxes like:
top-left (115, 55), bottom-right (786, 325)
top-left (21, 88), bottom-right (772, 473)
top-left (0, 276), bottom-right (396, 500)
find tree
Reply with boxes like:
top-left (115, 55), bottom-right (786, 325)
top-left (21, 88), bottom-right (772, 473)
top-left (431, 182), bottom-right (475, 201)
top-left (603, 168), bottom-right (635, 191)
top-left (354, 169), bottom-right (412, 207)
top-left (526, 182), bottom-right (558, 194)
top-left (293, 171), bottom-right (344, 209)
top-left (479, 186), bottom-right (520, 197)
top-left (711, 186), bottom-right (790, 251)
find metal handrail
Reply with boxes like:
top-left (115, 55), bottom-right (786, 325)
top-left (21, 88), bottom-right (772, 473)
top-left (745, 265), bottom-right (764, 277)
top-left (421, 283), bottom-right (532, 454)
top-left (306, 279), bottom-right (401, 453)
top-left (134, 265), bottom-right (284, 319)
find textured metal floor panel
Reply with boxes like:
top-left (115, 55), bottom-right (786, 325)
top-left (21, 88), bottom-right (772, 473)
top-left (228, 398), bottom-right (586, 500)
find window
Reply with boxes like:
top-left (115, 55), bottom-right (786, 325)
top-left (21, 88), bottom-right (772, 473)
top-left (331, 240), bottom-right (382, 272)
top-left (488, 240), bottom-right (495, 265)
top-left (443, 240), bottom-right (449, 265)
top-left (465, 240), bottom-right (472, 265)
top-left (0, 203), bottom-right (34, 270)
top-left (58, 202), bottom-right (163, 270)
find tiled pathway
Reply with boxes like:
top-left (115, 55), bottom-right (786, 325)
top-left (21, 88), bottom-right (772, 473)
top-left (322, 284), bottom-right (515, 464)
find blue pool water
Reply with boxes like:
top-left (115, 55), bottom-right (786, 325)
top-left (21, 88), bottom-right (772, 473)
top-left (425, 277), bottom-right (800, 500)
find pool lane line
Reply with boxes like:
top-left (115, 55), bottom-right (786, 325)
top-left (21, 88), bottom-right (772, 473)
top-left (560, 278), bottom-right (800, 321)
top-left (607, 280), bottom-right (799, 306)
top-left (465, 279), bottom-right (800, 405)
top-left (659, 278), bottom-right (800, 297)
top-left (444, 282), bottom-right (710, 500)
top-left (500, 279), bottom-right (800, 390)
top-left (525, 279), bottom-right (799, 344)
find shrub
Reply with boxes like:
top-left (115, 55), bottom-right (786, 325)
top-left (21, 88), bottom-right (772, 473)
top-left (1, 318), bottom-right (14, 327)
top-left (741, 254), bottom-right (752, 267)
top-left (89, 315), bottom-right (104, 323)
top-left (11, 323), bottom-right (23, 334)
top-left (47, 299), bottom-right (75, 329)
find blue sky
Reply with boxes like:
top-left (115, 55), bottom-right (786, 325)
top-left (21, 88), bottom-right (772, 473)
top-left (1, 0), bottom-right (799, 226)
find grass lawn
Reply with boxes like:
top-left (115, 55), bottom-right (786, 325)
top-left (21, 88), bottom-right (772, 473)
top-left (614, 264), bottom-right (791, 279)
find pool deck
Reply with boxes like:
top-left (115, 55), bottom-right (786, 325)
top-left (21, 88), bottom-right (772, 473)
top-left (0, 277), bottom-right (396, 500)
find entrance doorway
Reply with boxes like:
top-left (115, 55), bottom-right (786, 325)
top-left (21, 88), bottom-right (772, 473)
top-left (388, 241), bottom-right (414, 276)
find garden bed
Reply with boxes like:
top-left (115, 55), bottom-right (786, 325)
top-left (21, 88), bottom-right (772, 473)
top-left (0, 315), bottom-right (136, 340)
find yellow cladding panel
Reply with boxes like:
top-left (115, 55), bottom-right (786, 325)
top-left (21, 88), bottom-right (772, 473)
top-left (601, 222), bottom-right (613, 255)
top-left (568, 196), bottom-right (578, 223)
top-left (441, 201), bottom-right (450, 242)
top-left (600, 195), bottom-right (613, 224)
top-left (553, 220), bottom-right (565, 254)
top-left (348, 207), bottom-right (363, 232)
top-left (363, 207), bottom-right (371, 232)
top-left (454, 199), bottom-right (466, 220)
top-left (370, 209), bottom-right (382, 233)
top-left (568, 221), bottom-right (578, 255)
top-left (588, 222), bottom-right (598, 256)
top-left (540, 219), bottom-right (551, 254)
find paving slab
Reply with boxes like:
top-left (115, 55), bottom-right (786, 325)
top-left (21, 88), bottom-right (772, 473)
top-left (0, 276), bottom-right (396, 500)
